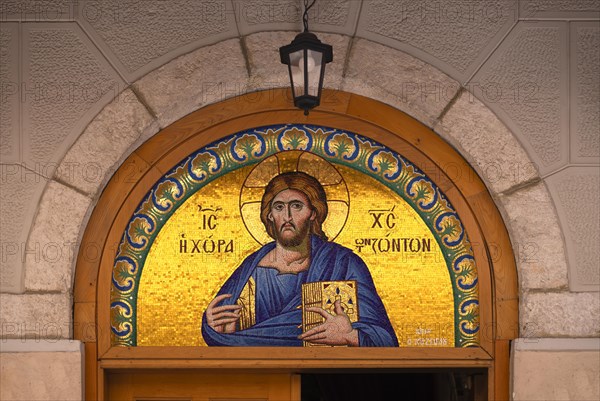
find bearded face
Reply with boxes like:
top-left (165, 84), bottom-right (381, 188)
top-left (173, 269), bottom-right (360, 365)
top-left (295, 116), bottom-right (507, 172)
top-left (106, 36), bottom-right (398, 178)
top-left (267, 189), bottom-right (315, 248)
top-left (273, 215), bottom-right (312, 247)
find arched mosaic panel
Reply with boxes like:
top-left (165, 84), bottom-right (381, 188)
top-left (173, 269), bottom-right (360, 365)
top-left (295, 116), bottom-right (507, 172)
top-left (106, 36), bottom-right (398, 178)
top-left (111, 125), bottom-right (479, 348)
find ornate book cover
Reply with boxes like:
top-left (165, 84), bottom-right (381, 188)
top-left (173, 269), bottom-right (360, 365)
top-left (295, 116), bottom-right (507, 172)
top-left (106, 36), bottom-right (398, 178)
top-left (236, 277), bottom-right (256, 330)
top-left (301, 280), bottom-right (359, 347)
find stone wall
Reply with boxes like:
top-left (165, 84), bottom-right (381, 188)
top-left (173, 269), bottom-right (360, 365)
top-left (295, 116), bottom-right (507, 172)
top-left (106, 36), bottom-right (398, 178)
top-left (0, 340), bottom-right (84, 401)
top-left (1, 1), bottom-right (599, 400)
top-left (512, 339), bottom-right (600, 401)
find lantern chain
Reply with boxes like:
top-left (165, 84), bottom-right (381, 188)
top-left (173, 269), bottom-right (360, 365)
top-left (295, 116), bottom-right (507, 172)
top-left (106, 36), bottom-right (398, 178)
top-left (303, 0), bottom-right (317, 32)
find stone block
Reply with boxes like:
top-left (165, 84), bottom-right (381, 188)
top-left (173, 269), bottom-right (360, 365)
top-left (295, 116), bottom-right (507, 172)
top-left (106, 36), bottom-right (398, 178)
top-left (235, 0), bottom-right (301, 35)
top-left (521, 292), bottom-right (600, 338)
top-left (134, 38), bottom-right (248, 128)
top-left (546, 167), bottom-right (600, 291)
top-left (498, 182), bottom-right (568, 290)
top-left (55, 89), bottom-right (158, 196)
top-left (358, 0), bottom-right (517, 81)
top-left (0, 23), bottom-right (20, 163)
top-left (470, 21), bottom-right (569, 175)
top-left (0, 293), bottom-right (72, 339)
top-left (570, 22), bottom-right (600, 163)
top-left (24, 181), bottom-right (91, 292)
top-left (343, 39), bottom-right (460, 127)
top-left (520, 0), bottom-right (600, 19)
top-left (245, 31), bottom-right (298, 93)
top-left (309, 0), bottom-right (361, 35)
top-left (21, 23), bottom-right (124, 170)
top-left (435, 90), bottom-right (538, 195)
top-left (236, 0), bottom-right (358, 36)
top-left (79, 0), bottom-right (237, 80)
top-left (0, 165), bottom-right (48, 293)
top-left (0, 340), bottom-right (83, 401)
top-left (0, 1), bottom-right (76, 21)
top-left (512, 338), bottom-right (600, 400)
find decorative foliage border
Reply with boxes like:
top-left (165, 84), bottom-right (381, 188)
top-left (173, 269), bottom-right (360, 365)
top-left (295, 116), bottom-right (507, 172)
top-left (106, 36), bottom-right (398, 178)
top-left (111, 125), bottom-right (479, 347)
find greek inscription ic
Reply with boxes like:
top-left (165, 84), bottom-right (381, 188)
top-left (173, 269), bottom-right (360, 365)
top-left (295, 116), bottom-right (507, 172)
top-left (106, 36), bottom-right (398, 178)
top-left (178, 205), bottom-right (234, 254)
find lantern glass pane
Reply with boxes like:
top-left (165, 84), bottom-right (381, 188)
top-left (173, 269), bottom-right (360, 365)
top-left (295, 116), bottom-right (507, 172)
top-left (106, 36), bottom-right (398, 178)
top-left (307, 50), bottom-right (323, 97)
top-left (289, 49), bottom-right (305, 95)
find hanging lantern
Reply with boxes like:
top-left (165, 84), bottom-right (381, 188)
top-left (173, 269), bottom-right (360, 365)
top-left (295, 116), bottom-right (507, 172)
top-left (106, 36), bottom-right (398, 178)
top-left (279, 1), bottom-right (333, 115)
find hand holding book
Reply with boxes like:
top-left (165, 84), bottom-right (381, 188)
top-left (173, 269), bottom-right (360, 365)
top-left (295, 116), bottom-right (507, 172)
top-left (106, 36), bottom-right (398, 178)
top-left (299, 281), bottom-right (359, 347)
top-left (298, 299), bottom-right (359, 346)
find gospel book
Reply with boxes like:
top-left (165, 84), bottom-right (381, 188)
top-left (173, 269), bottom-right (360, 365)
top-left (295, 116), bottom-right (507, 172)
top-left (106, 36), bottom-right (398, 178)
top-left (301, 280), bottom-right (359, 347)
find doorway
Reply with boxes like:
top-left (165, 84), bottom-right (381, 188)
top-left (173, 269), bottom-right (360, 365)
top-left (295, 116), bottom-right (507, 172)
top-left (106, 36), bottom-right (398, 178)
top-left (75, 89), bottom-right (517, 400)
top-left (301, 369), bottom-right (487, 401)
top-left (106, 369), bottom-right (487, 401)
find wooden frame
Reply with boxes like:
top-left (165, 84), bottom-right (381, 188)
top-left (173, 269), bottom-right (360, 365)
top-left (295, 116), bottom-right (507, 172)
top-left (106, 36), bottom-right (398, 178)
top-left (74, 89), bottom-right (518, 400)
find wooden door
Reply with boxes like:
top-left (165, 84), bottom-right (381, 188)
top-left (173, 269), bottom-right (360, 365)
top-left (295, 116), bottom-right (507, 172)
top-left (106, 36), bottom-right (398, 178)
top-left (106, 371), bottom-right (300, 401)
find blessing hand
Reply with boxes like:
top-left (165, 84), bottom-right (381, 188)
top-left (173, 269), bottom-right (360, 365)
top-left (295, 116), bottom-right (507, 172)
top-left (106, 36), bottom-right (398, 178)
top-left (298, 300), bottom-right (359, 346)
top-left (205, 294), bottom-right (241, 333)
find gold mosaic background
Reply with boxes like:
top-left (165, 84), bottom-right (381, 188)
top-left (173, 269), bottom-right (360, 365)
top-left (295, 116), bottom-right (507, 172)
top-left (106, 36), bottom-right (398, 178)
top-left (138, 164), bottom-right (454, 347)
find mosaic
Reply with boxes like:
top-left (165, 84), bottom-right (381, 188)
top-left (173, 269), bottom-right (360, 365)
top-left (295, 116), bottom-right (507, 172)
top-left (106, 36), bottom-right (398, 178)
top-left (112, 125), bottom-right (479, 348)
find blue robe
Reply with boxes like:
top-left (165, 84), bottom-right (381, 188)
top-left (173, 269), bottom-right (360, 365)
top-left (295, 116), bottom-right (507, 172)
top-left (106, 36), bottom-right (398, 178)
top-left (202, 236), bottom-right (398, 347)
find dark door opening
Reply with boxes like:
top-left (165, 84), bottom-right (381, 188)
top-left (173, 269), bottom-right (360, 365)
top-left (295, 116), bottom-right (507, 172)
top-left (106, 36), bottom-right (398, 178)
top-left (301, 369), bottom-right (487, 401)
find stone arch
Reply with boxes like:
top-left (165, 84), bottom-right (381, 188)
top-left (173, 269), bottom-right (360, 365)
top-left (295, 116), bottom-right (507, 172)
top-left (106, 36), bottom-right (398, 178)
top-left (24, 36), bottom-right (559, 398)
top-left (73, 88), bottom-right (520, 399)
top-left (22, 35), bottom-right (566, 340)
top-left (42, 34), bottom-right (557, 303)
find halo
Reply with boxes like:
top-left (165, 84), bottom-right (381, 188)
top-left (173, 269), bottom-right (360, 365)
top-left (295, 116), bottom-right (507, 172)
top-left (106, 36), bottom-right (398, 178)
top-left (240, 151), bottom-right (350, 245)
